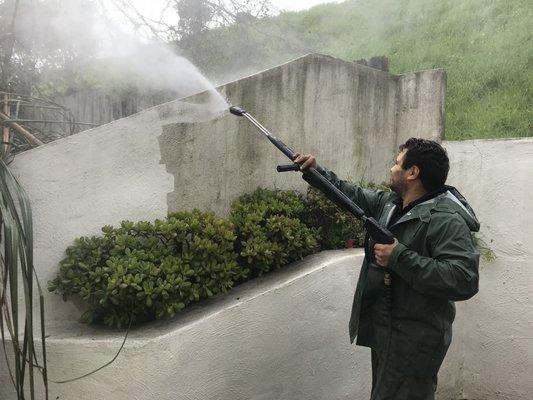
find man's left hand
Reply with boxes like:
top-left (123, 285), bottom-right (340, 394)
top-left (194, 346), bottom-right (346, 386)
top-left (373, 238), bottom-right (399, 268)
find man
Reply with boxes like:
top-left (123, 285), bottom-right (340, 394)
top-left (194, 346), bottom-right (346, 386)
top-left (294, 138), bottom-right (480, 400)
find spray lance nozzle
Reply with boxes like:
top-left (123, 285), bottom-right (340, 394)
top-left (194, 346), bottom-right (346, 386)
top-left (229, 106), bottom-right (246, 116)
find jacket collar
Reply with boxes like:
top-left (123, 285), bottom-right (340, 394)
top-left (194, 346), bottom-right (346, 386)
top-left (386, 188), bottom-right (448, 227)
top-left (391, 203), bottom-right (433, 226)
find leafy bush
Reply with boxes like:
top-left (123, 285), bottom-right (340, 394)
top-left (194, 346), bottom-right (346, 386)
top-left (304, 183), bottom-right (391, 250)
top-left (229, 188), bottom-right (320, 277)
top-left (48, 210), bottom-right (243, 327)
top-left (304, 187), bottom-right (366, 250)
top-left (50, 184), bottom-right (393, 328)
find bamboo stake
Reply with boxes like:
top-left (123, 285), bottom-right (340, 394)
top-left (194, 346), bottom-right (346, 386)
top-left (2, 93), bottom-right (9, 154)
top-left (0, 110), bottom-right (44, 147)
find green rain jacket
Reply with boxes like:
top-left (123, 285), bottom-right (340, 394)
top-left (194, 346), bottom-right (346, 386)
top-left (314, 166), bottom-right (480, 378)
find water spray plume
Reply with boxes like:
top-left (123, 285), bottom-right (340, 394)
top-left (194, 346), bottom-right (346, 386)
top-left (18, 0), bottom-right (230, 124)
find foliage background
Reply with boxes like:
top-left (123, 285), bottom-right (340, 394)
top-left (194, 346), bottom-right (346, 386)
top-left (2, 0), bottom-right (530, 140)
top-left (179, 0), bottom-right (532, 140)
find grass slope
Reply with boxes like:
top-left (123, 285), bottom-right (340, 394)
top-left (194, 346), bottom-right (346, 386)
top-left (278, 0), bottom-right (532, 140)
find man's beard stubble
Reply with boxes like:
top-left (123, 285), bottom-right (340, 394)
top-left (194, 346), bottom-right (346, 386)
top-left (390, 176), bottom-right (406, 197)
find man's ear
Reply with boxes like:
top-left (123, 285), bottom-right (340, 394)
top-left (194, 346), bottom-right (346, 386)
top-left (407, 165), bottom-right (420, 181)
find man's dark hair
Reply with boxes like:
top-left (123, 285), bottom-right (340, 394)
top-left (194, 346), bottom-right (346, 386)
top-left (399, 138), bottom-right (450, 192)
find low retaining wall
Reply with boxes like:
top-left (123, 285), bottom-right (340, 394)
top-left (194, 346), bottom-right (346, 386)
top-left (1, 251), bottom-right (369, 400)
top-left (1, 250), bottom-right (466, 400)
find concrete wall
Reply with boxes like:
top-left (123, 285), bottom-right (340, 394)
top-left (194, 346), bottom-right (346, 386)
top-left (444, 138), bottom-right (533, 400)
top-left (396, 69), bottom-right (446, 146)
top-left (7, 53), bottom-right (445, 323)
top-left (160, 54), bottom-right (445, 216)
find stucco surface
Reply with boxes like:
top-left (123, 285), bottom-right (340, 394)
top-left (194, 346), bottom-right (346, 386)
top-left (4, 135), bottom-right (532, 398)
top-left (444, 138), bottom-right (533, 400)
top-left (1, 251), bottom-right (373, 400)
top-left (8, 109), bottom-right (175, 321)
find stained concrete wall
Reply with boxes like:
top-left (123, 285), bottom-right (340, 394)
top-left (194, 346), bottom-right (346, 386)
top-left (7, 53), bottom-right (445, 323)
top-left (396, 69), bottom-right (446, 146)
top-left (160, 54), bottom-right (445, 216)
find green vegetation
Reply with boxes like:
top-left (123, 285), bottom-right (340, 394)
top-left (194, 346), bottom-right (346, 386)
top-left (0, 158), bottom-right (49, 397)
top-left (184, 0), bottom-right (531, 140)
top-left (275, 0), bottom-right (532, 140)
top-left (472, 233), bottom-right (496, 263)
top-left (49, 187), bottom-right (376, 327)
top-left (304, 183), bottom-right (391, 250)
top-left (230, 188), bottom-right (320, 276)
top-left (49, 210), bottom-right (244, 327)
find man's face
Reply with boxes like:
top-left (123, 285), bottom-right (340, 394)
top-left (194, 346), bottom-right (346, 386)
top-left (390, 149), bottom-right (408, 195)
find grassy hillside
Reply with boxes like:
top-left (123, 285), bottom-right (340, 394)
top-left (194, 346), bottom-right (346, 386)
top-left (277, 0), bottom-right (532, 140)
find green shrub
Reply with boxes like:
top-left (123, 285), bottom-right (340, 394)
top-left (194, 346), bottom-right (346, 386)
top-left (49, 184), bottom-right (392, 328)
top-left (229, 188), bottom-right (320, 277)
top-left (48, 210), bottom-right (243, 327)
top-left (304, 183), bottom-right (391, 250)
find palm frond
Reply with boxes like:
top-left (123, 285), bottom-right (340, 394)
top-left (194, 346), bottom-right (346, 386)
top-left (0, 156), bottom-right (48, 399)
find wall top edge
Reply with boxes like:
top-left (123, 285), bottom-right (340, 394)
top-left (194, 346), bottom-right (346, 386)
top-left (443, 137), bottom-right (533, 145)
top-left (396, 68), bottom-right (446, 78)
top-left (217, 53), bottom-right (396, 89)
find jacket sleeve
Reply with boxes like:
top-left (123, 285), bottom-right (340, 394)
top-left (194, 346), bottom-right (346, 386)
top-left (387, 212), bottom-right (480, 301)
top-left (307, 165), bottom-right (391, 219)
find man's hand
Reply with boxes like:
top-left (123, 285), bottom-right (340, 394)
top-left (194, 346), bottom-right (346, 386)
top-left (374, 239), bottom-right (399, 268)
top-left (293, 152), bottom-right (317, 171)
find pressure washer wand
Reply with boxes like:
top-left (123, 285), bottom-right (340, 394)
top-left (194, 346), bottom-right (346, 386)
top-left (229, 106), bottom-right (296, 160)
top-left (229, 106), bottom-right (394, 246)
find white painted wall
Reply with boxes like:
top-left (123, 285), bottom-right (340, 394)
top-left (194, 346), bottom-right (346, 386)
top-left (444, 138), bottom-right (533, 400)
top-left (2, 251), bottom-right (374, 400)
top-left (2, 138), bottom-right (532, 399)
top-left (8, 109), bottom-right (175, 321)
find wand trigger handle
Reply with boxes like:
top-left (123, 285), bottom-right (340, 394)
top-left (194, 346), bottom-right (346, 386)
top-left (277, 163), bottom-right (301, 172)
